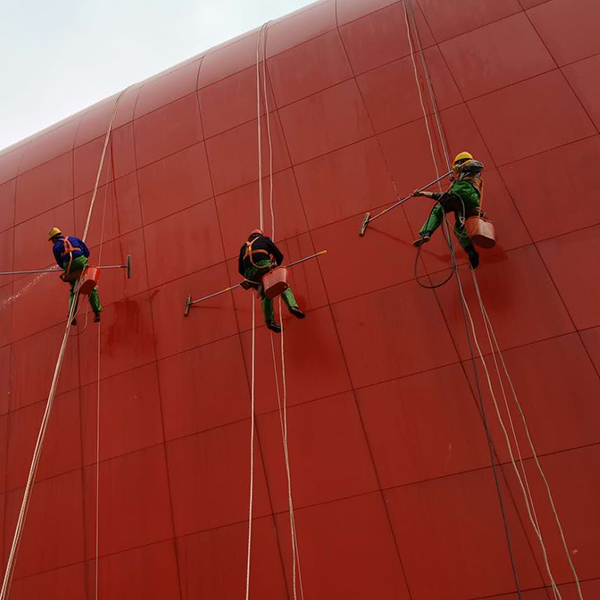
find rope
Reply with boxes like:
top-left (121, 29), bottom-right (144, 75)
top-left (94, 318), bottom-right (102, 600)
top-left (402, 3), bottom-right (524, 596)
top-left (278, 302), bottom-right (305, 600)
top-left (268, 307), bottom-right (303, 600)
top-left (245, 294), bottom-right (257, 600)
top-left (260, 23), bottom-right (275, 240)
top-left (93, 115), bottom-right (114, 600)
top-left (82, 90), bottom-right (129, 242)
top-left (257, 20), bottom-right (304, 599)
top-left (404, 3), bottom-right (579, 594)
top-left (403, 3), bottom-right (442, 191)
top-left (406, 1), bottom-right (451, 169)
top-left (0, 89), bottom-right (127, 600)
top-left (245, 23), bottom-right (269, 600)
top-left (0, 287), bottom-right (79, 600)
top-left (457, 280), bottom-right (562, 599)
top-left (256, 24), bottom-right (269, 232)
top-left (472, 273), bottom-right (584, 599)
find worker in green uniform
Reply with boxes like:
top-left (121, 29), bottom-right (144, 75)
top-left (48, 227), bottom-right (102, 325)
top-left (238, 229), bottom-right (305, 333)
top-left (412, 151), bottom-right (484, 269)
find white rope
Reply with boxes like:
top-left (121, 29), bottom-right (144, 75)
top-left (0, 287), bottom-right (79, 600)
top-left (472, 273), bottom-right (584, 599)
top-left (455, 275), bottom-right (562, 599)
top-left (0, 89), bottom-right (127, 600)
top-left (255, 24), bottom-right (269, 232)
top-left (268, 313), bottom-right (303, 600)
top-left (406, 1), bottom-right (451, 169)
top-left (94, 319), bottom-right (101, 600)
top-left (403, 3), bottom-right (526, 595)
top-left (402, 1), bottom-right (443, 193)
top-left (278, 301), bottom-right (305, 600)
top-left (245, 24), bottom-right (268, 600)
top-left (403, 5), bottom-right (579, 596)
top-left (258, 20), bottom-right (304, 598)
top-left (93, 127), bottom-right (114, 600)
top-left (245, 294), bottom-right (257, 600)
top-left (261, 23), bottom-right (275, 240)
top-left (82, 90), bottom-right (128, 243)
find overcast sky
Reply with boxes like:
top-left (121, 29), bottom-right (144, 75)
top-left (0, 0), bottom-right (314, 151)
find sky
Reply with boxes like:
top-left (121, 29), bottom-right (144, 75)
top-left (0, 0), bottom-right (315, 151)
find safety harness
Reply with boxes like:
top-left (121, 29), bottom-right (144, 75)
top-left (241, 237), bottom-right (274, 292)
top-left (60, 236), bottom-right (84, 281)
top-left (243, 237), bottom-right (273, 268)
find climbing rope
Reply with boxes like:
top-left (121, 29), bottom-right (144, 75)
top-left (405, 2), bottom-right (582, 597)
top-left (0, 89), bottom-right (127, 600)
top-left (245, 23), bottom-right (269, 600)
top-left (261, 19), bottom-right (304, 598)
top-left (249, 21), bottom-right (304, 600)
top-left (402, 3), bottom-right (524, 596)
top-left (245, 294), bottom-right (257, 600)
top-left (93, 106), bottom-right (117, 600)
top-left (458, 277), bottom-right (562, 599)
top-left (472, 273), bottom-right (583, 599)
top-left (402, 2), bottom-right (456, 291)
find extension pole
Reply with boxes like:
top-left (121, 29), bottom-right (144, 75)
top-left (184, 250), bottom-right (327, 315)
top-left (0, 255), bottom-right (132, 278)
top-left (359, 170), bottom-right (452, 236)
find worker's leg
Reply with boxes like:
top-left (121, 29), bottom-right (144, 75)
top-left (419, 203), bottom-right (444, 237)
top-left (63, 256), bottom-right (88, 321)
top-left (450, 182), bottom-right (481, 268)
top-left (244, 261), bottom-right (283, 331)
top-left (454, 219), bottom-right (473, 250)
top-left (88, 287), bottom-right (102, 315)
top-left (414, 204), bottom-right (444, 247)
top-left (280, 286), bottom-right (305, 319)
top-left (262, 296), bottom-right (275, 323)
top-left (281, 287), bottom-right (298, 310)
top-left (68, 281), bottom-right (78, 314)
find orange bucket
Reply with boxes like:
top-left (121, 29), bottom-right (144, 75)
top-left (262, 267), bottom-right (289, 299)
top-left (465, 216), bottom-right (496, 249)
top-left (79, 267), bottom-right (100, 295)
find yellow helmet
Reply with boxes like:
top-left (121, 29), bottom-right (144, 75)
top-left (47, 227), bottom-right (62, 240)
top-left (453, 151), bottom-right (473, 166)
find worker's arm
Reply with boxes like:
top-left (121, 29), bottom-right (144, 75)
top-left (53, 243), bottom-right (63, 268)
top-left (264, 237), bottom-right (284, 265)
top-left (413, 190), bottom-right (443, 200)
top-left (78, 238), bottom-right (91, 258)
top-left (238, 247), bottom-right (245, 276)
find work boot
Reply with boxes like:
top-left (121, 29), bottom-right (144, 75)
top-left (289, 306), bottom-right (305, 319)
top-left (266, 321), bottom-right (282, 334)
top-left (93, 312), bottom-right (101, 323)
top-left (413, 232), bottom-right (431, 248)
top-left (466, 245), bottom-right (480, 269)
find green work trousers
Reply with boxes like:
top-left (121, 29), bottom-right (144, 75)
top-left (244, 260), bottom-right (298, 323)
top-left (419, 181), bottom-right (481, 249)
top-left (62, 256), bottom-right (102, 315)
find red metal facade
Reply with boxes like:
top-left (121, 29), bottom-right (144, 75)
top-left (0, 0), bottom-right (599, 597)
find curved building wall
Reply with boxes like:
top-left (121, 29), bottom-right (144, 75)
top-left (0, 0), bottom-right (599, 598)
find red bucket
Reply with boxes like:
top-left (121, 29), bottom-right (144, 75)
top-left (465, 216), bottom-right (496, 249)
top-left (262, 267), bottom-right (289, 299)
top-left (79, 267), bottom-right (100, 295)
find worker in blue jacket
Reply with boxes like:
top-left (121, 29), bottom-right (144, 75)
top-left (48, 227), bottom-right (102, 325)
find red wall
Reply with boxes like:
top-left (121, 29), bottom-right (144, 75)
top-left (0, 0), bottom-right (599, 597)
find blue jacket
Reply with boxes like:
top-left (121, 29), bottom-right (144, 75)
top-left (52, 236), bottom-right (90, 268)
